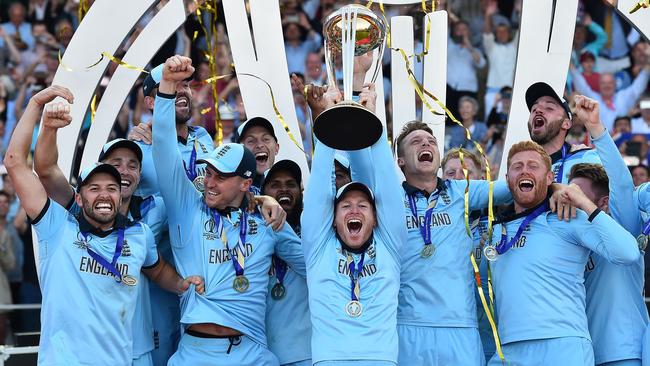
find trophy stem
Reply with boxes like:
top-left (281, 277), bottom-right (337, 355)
top-left (342, 7), bottom-right (358, 100)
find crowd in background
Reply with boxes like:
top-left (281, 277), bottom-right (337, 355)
top-left (0, 0), bottom-right (646, 344)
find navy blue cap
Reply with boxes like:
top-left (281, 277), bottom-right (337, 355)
top-left (237, 117), bottom-right (277, 143)
top-left (76, 163), bottom-right (121, 192)
top-left (99, 138), bottom-right (143, 163)
top-left (525, 82), bottom-right (573, 121)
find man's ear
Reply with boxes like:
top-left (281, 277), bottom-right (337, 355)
top-left (74, 191), bottom-right (82, 207)
top-left (240, 178), bottom-right (253, 193)
top-left (397, 157), bottom-right (405, 169)
top-left (144, 95), bottom-right (155, 110)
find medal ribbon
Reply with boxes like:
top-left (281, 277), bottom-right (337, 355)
top-left (183, 141), bottom-right (198, 182)
top-left (212, 210), bottom-right (248, 277)
top-left (642, 218), bottom-right (650, 236)
top-left (496, 202), bottom-right (548, 255)
top-left (407, 192), bottom-right (438, 246)
top-left (273, 255), bottom-right (288, 285)
top-left (554, 145), bottom-right (568, 183)
top-left (347, 252), bottom-right (366, 302)
top-left (470, 252), bottom-right (505, 363)
top-left (83, 228), bottom-right (125, 281)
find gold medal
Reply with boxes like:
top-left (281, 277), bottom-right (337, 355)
top-left (233, 275), bottom-right (250, 293)
top-left (637, 234), bottom-right (648, 251)
top-left (271, 283), bottom-right (286, 300)
top-left (345, 300), bottom-right (363, 317)
top-left (121, 274), bottom-right (137, 286)
top-left (193, 175), bottom-right (205, 192)
top-left (483, 245), bottom-right (499, 262)
top-left (420, 244), bottom-right (435, 258)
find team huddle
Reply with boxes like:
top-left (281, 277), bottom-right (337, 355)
top-left (5, 54), bottom-right (650, 366)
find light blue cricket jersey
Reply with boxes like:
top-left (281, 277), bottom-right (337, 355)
top-left (491, 201), bottom-right (640, 345)
top-left (32, 199), bottom-right (158, 365)
top-left (397, 178), bottom-right (510, 327)
top-left (586, 131), bottom-right (648, 365)
top-left (471, 214), bottom-right (496, 358)
top-left (550, 142), bottom-right (601, 184)
top-left (301, 133), bottom-right (406, 364)
top-left (152, 93), bottom-right (305, 347)
top-left (68, 195), bottom-right (168, 358)
top-left (135, 125), bottom-right (213, 198)
top-left (266, 223), bottom-right (312, 365)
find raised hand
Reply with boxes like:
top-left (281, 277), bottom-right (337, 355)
top-left (128, 122), bottom-right (152, 145)
top-left (574, 95), bottom-right (604, 138)
top-left (30, 85), bottom-right (74, 108)
top-left (162, 55), bottom-right (195, 83)
top-left (358, 82), bottom-right (377, 113)
top-left (42, 101), bottom-right (73, 130)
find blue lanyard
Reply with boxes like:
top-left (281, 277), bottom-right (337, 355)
top-left (183, 142), bottom-right (198, 181)
top-left (496, 202), bottom-right (548, 255)
top-left (272, 255), bottom-right (288, 284)
top-left (348, 252), bottom-right (365, 302)
top-left (642, 218), bottom-right (650, 236)
top-left (211, 210), bottom-right (248, 276)
top-left (554, 145), bottom-right (568, 182)
top-left (83, 228), bottom-right (125, 281)
top-left (407, 192), bottom-right (438, 245)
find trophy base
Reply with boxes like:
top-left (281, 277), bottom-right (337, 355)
top-left (313, 101), bottom-right (383, 151)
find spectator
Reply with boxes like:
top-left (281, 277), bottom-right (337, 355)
top-left (578, 51), bottom-right (600, 92)
top-left (446, 19), bottom-right (486, 120)
top-left (0, 27), bottom-right (20, 75)
top-left (620, 134), bottom-right (650, 166)
top-left (612, 115), bottom-right (633, 146)
top-left (27, 0), bottom-right (66, 34)
top-left (571, 60), bottom-right (650, 130)
top-left (446, 95), bottom-right (487, 150)
top-left (304, 52), bottom-right (326, 86)
top-left (0, 194), bottom-right (16, 345)
top-left (618, 41), bottom-right (650, 92)
top-left (587, 5), bottom-right (633, 73)
top-left (632, 96), bottom-right (650, 133)
top-left (482, 0), bottom-right (518, 119)
top-left (570, 14), bottom-right (607, 71)
top-left (0, 2), bottom-right (34, 51)
top-left (283, 12), bottom-right (321, 75)
top-left (631, 164), bottom-right (650, 186)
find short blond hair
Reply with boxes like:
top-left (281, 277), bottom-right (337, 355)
top-left (507, 140), bottom-right (552, 171)
top-left (441, 148), bottom-right (482, 172)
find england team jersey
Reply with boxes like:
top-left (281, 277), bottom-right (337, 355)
top-left (491, 202), bottom-right (640, 345)
top-left (33, 199), bottom-right (158, 365)
top-left (397, 178), bottom-right (510, 328)
top-left (136, 125), bottom-right (214, 197)
top-left (302, 132), bottom-right (406, 364)
top-left (152, 93), bottom-right (305, 347)
top-left (586, 131), bottom-right (648, 364)
top-left (550, 142), bottom-right (601, 184)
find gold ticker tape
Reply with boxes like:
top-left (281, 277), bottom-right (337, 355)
top-left (471, 253), bottom-right (506, 364)
top-left (630, 0), bottom-right (649, 13)
top-left (90, 94), bottom-right (97, 123)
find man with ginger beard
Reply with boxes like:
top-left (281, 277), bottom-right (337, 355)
top-left (262, 160), bottom-right (312, 366)
top-left (393, 121), bottom-right (512, 366)
top-left (152, 55), bottom-right (305, 365)
top-left (485, 140), bottom-right (640, 366)
top-left (301, 81), bottom-right (406, 365)
top-left (4, 85), bottom-right (204, 365)
top-left (525, 82), bottom-right (601, 183)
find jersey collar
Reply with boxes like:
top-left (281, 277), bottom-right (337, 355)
top-left (77, 212), bottom-right (128, 238)
top-left (549, 142), bottom-right (571, 164)
top-left (495, 194), bottom-right (551, 224)
top-left (402, 177), bottom-right (447, 198)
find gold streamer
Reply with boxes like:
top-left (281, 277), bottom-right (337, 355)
top-left (471, 253), bottom-right (506, 364)
top-left (58, 50), bottom-right (73, 72)
top-left (90, 94), bottom-right (97, 123)
top-left (239, 73), bottom-right (305, 154)
top-left (78, 0), bottom-right (89, 23)
top-left (99, 52), bottom-right (149, 73)
top-left (630, 0), bottom-right (649, 13)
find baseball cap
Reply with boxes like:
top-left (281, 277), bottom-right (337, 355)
top-left (196, 143), bottom-right (256, 179)
top-left (335, 181), bottom-right (375, 206)
top-left (262, 159), bottom-right (302, 191)
top-left (142, 63), bottom-right (194, 97)
top-left (525, 82), bottom-right (573, 120)
top-left (99, 138), bottom-right (143, 163)
top-left (334, 153), bottom-right (351, 174)
top-left (237, 117), bottom-right (277, 143)
top-left (76, 162), bottom-right (121, 192)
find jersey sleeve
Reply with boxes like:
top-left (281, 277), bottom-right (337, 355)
top-left (142, 223), bottom-right (160, 268)
top-left (272, 222), bottom-right (306, 277)
top-left (347, 147), bottom-right (374, 188)
top-left (31, 199), bottom-right (70, 258)
top-left (369, 127), bottom-right (407, 256)
top-left (568, 209), bottom-right (640, 265)
top-left (151, 93), bottom-right (201, 238)
top-left (592, 130), bottom-right (642, 234)
top-left (142, 196), bottom-right (169, 245)
top-left (466, 179), bottom-right (512, 210)
top-left (301, 139), bottom-right (336, 262)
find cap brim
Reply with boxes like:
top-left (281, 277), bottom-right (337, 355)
top-left (335, 181), bottom-right (375, 205)
top-left (525, 82), bottom-right (572, 120)
top-left (78, 164), bottom-right (121, 191)
top-left (238, 117), bottom-right (277, 142)
top-left (100, 139), bottom-right (143, 163)
top-left (196, 158), bottom-right (239, 178)
top-left (262, 160), bottom-right (302, 190)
